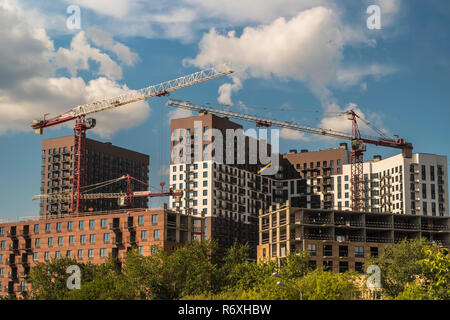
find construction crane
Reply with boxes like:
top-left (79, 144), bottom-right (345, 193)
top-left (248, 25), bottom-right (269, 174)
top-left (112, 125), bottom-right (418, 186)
top-left (33, 174), bottom-right (183, 208)
top-left (166, 99), bottom-right (413, 212)
top-left (31, 65), bottom-right (233, 215)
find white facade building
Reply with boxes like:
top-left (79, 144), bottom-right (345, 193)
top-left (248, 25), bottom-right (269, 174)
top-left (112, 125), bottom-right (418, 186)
top-left (332, 153), bottom-right (448, 216)
top-left (168, 161), bottom-right (274, 224)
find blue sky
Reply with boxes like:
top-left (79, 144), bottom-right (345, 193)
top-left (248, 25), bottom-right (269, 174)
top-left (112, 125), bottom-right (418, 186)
top-left (0, 0), bottom-right (449, 219)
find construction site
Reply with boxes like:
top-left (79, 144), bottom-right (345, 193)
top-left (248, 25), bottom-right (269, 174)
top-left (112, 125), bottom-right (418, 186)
top-left (0, 63), bottom-right (448, 298)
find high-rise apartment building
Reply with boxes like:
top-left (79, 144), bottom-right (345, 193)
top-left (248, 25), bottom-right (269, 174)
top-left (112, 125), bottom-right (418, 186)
top-left (332, 153), bottom-right (448, 216)
top-left (169, 114), bottom-right (277, 253)
top-left (277, 147), bottom-right (448, 216)
top-left (40, 137), bottom-right (150, 216)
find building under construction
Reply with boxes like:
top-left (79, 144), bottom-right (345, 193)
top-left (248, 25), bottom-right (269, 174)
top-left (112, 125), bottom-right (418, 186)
top-left (258, 201), bottom-right (450, 272)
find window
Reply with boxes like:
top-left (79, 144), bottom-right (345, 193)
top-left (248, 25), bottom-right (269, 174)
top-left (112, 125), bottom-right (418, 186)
top-left (103, 233), bottom-right (111, 244)
top-left (90, 234), bottom-right (96, 244)
top-left (33, 253), bottom-right (38, 261)
top-left (79, 221), bottom-right (84, 231)
top-left (355, 246), bottom-right (364, 258)
top-left (66, 250), bottom-right (72, 258)
top-left (370, 247), bottom-right (378, 258)
top-left (101, 219), bottom-right (108, 229)
top-left (45, 223), bottom-right (51, 233)
top-left (100, 248), bottom-right (107, 258)
top-left (56, 222), bottom-right (62, 232)
top-left (138, 216), bottom-right (144, 226)
top-left (154, 230), bottom-right (160, 240)
top-left (78, 250), bottom-right (84, 260)
top-left (323, 261), bottom-right (332, 271)
top-left (338, 245), bottom-right (348, 257)
top-left (55, 251), bottom-right (61, 259)
top-left (80, 235), bottom-right (86, 245)
top-left (67, 221), bottom-right (73, 231)
top-left (34, 224), bottom-right (39, 234)
top-left (35, 238), bottom-right (40, 248)
top-left (69, 236), bottom-right (75, 245)
top-left (339, 261), bottom-right (349, 273)
top-left (88, 249), bottom-right (94, 259)
top-left (141, 230), bottom-right (148, 241)
top-left (138, 246), bottom-right (144, 255)
top-left (89, 220), bottom-right (95, 230)
top-left (307, 244), bottom-right (316, 256)
top-left (44, 252), bottom-right (50, 261)
top-left (203, 181), bottom-right (208, 187)
top-left (355, 262), bottom-right (364, 274)
top-left (152, 215), bottom-right (158, 225)
top-left (323, 245), bottom-right (333, 257)
top-left (58, 237), bottom-right (64, 246)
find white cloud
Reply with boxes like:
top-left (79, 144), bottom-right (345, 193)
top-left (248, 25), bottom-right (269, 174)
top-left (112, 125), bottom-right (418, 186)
top-left (157, 165), bottom-right (170, 177)
top-left (318, 102), bottom-right (390, 139)
top-left (185, 5), bottom-right (398, 108)
top-left (55, 31), bottom-right (124, 80)
top-left (0, 1), bottom-right (150, 137)
top-left (336, 64), bottom-right (397, 87)
top-left (167, 108), bottom-right (194, 123)
top-left (280, 128), bottom-right (309, 141)
top-left (64, 0), bottom-right (131, 19)
top-left (86, 28), bottom-right (140, 66)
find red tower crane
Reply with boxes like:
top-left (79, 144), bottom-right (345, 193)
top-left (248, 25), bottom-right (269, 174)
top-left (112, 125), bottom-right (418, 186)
top-left (31, 65), bottom-right (233, 215)
top-left (166, 99), bottom-right (413, 212)
top-left (32, 174), bottom-right (183, 207)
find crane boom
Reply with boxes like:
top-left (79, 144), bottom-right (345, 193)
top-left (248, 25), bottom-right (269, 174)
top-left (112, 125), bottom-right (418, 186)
top-left (166, 99), bottom-right (413, 152)
top-left (32, 65), bottom-right (233, 132)
top-left (32, 190), bottom-right (183, 201)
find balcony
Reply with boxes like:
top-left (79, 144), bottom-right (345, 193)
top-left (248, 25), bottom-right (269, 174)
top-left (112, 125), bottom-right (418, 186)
top-left (109, 223), bottom-right (121, 231)
top-left (8, 245), bottom-right (19, 253)
top-left (126, 236), bottom-right (137, 245)
top-left (6, 231), bottom-right (17, 239)
top-left (112, 237), bottom-right (123, 245)
top-left (303, 218), bottom-right (332, 225)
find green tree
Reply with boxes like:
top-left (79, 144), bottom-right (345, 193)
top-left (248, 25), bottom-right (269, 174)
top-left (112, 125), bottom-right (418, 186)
top-left (27, 258), bottom-right (82, 300)
top-left (298, 269), bottom-right (360, 300)
top-left (418, 246), bottom-right (450, 299)
top-left (365, 238), bottom-right (429, 299)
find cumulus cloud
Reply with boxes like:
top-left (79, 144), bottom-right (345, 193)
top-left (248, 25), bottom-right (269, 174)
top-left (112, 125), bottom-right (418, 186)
top-left (185, 5), bottom-right (398, 114)
top-left (157, 165), bottom-right (170, 177)
top-left (167, 108), bottom-right (194, 123)
top-left (85, 28), bottom-right (140, 66)
top-left (0, 1), bottom-right (149, 137)
top-left (280, 128), bottom-right (310, 141)
top-left (318, 102), bottom-right (390, 138)
top-left (184, 7), bottom-right (349, 104)
top-left (55, 31), bottom-right (124, 80)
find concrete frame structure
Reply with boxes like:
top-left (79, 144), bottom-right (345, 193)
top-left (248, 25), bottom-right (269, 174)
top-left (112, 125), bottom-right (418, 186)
top-left (258, 201), bottom-right (450, 273)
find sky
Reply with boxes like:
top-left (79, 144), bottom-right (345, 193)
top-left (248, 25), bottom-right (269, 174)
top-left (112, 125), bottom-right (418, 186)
top-left (0, 0), bottom-right (449, 219)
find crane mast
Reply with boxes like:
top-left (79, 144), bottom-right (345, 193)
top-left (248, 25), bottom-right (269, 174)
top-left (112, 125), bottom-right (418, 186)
top-left (32, 65), bottom-right (233, 215)
top-left (166, 99), bottom-right (413, 211)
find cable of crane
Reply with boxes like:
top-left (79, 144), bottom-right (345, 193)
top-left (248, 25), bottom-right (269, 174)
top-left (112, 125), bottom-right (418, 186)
top-left (82, 176), bottom-right (127, 193)
top-left (193, 100), bottom-right (329, 114)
